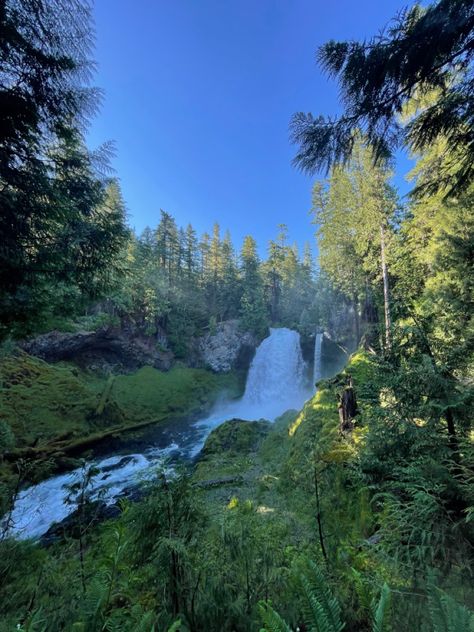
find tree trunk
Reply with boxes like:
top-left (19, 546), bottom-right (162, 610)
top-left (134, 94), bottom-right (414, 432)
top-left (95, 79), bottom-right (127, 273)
top-left (446, 407), bottom-right (460, 465)
top-left (380, 223), bottom-right (391, 351)
top-left (339, 377), bottom-right (358, 431)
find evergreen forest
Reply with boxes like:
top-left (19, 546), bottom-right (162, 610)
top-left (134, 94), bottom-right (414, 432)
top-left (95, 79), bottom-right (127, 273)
top-left (0, 1), bottom-right (473, 630)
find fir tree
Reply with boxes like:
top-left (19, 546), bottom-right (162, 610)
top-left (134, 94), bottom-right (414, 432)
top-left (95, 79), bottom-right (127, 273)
top-left (291, 0), bottom-right (474, 197)
top-left (239, 236), bottom-right (268, 337)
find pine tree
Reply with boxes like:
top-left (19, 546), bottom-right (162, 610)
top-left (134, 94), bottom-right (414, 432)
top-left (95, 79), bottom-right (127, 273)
top-left (0, 0), bottom-right (129, 338)
top-left (312, 138), bottom-right (397, 347)
top-left (184, 224), bottom-right (199, 280)
top-left (291, 0), bottom-right (474, 197)
top-left (207, 223), bottom-right (223, 317)
top-left (155, 210), bottom-right (179, 285)
top-left (199, 232), bottom-right (211, 285)
top-left (264, 240), bottom-right (284, 324)
top-left (239, 236), bottom-right (268, 337)
top-left (219, 231), bottom-right (241, 320)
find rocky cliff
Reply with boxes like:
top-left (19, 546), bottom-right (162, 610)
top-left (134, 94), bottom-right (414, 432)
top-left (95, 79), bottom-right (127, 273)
top-left (20, 326), bottom-right (173, 373)
top-left (198, 320), bottom-right (257, 373)
top-left (20, 319), bottom-right (258, 375)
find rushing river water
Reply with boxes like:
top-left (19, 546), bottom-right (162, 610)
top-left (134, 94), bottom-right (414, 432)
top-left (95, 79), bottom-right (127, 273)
top-left (4, 327), bottom-right (320, 540)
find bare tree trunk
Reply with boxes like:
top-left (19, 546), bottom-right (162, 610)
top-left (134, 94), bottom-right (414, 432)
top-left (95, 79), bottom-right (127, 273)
top-left (380, 223), bottom-right (391, 351)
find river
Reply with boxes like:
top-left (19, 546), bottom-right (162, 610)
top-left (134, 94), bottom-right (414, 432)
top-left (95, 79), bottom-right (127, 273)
top-left (4, 327), bottom-right (319, 540)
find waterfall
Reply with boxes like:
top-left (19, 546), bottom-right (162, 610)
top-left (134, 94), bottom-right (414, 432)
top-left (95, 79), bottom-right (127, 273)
top-left (313, 332), bottom-right (323, 385)
top-left (238, 327), bottom-right (308, 420)
top-left (4, 327), bottom-right (311, 540)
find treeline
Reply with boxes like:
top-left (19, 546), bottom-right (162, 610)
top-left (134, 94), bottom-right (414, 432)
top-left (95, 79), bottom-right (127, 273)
top-left (0, 0), bottom-right (345, 350)
top-left (109, 214), bottom-right (321, 355)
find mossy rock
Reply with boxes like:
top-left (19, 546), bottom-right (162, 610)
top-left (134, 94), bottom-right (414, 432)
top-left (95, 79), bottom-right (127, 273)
top-left (273, 409), bottom-right (299, 432)
top-left (201, 419), bottom-right (271, 457)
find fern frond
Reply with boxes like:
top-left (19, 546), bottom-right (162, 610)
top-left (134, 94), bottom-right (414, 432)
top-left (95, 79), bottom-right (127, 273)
top-left (371, 583), bottom-right (391, 632)
top-left (258, 601), bottom-right (293, 632)
top-left (167, 619), bottom-right (188, 632)
top-left (135, 612), bottom-right (155, 632)
top-left (427, 583), bottom-right (474, 632)
top-left (299, 560), bottom-right (345, 632)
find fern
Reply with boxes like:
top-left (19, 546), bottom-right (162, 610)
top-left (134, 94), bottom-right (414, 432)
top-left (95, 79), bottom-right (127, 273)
top-left (298, 560), bottom-right (345, 632)
top-left (371, 583), bottom-right (391, 632)
top-left (259, 560), bottom-right (345, 632)
top-left (427, 583), bottom-right (474, 632)
top-left (258, 601), bottom-right (293, 632)
top-left (166, 619), bottom-right (192, 632)
top-left (136, 612), bottom-right (156, 632)
top-left (18, 608), bottom-right (48, 632)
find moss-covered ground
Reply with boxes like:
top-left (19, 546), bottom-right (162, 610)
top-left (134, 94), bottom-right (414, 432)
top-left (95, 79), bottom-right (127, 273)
top-left (0, 352), bottom-right (242, 484)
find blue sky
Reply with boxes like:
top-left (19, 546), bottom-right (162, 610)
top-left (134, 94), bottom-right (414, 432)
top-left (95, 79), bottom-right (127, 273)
top-left (88, 0), bottom-right (412, 256)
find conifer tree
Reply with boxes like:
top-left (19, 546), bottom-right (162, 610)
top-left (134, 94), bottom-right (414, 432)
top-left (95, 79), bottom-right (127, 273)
top-left (312, 139), bottom-right (397, 347)
top-left (0, 0), bottom-right (129, 337)
top-left (219, 231), bottom-right (241, 320)
top-left (155, 210), bottom-right (179, 284)
top-left (184, 224), bottom-right (198, 280)
top-left (207, 223), bottom-right (223, 317)
top-left (199, 232), bottom-right (211, 285)
top-left (291, 0), bottom-right (474, 197)
top-left (239, 236), bottom-right (268, 336)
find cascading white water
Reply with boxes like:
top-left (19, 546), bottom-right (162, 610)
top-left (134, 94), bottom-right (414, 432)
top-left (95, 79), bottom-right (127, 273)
top-left (4, 327), bottom-right (311, 540)
top-left (313, 332), bottom-right (323, 385)
top-left (238, 327), bottom-right (309, 420)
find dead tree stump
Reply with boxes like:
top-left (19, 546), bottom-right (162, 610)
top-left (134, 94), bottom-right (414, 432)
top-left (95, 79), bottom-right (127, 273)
top-left (338, 376), bottom-right (358, 432)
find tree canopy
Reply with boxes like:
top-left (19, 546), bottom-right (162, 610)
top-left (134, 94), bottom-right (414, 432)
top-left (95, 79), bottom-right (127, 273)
top-left (0, 0), bottom-right (128, 337)
top-left (291, 0), bottom-right (474, 197)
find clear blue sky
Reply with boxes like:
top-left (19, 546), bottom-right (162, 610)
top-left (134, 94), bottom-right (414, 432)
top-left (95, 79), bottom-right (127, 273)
top-left (88, 0), bottom-right (412, 256)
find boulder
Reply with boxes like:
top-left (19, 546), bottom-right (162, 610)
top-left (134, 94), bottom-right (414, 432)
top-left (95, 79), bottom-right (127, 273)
top-left (201, 419), bottom-right (270, 457)
top-left (20, 327), bottom-right (173, 374)
top-left (199, 320), bottom-right (256, 373)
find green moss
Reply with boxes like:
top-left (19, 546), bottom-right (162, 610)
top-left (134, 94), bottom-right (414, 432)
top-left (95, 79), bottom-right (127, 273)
top-left (201, 419), bottom-right (271, 457)
top-left (112, 366), bottom-right (240, 423)
top-left (0, 354), bottom-right (242, 487)
top-left (0, 353), bottom-right (101, 448)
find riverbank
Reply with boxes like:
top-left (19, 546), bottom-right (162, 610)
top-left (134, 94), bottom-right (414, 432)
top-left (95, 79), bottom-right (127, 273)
top-left (0, 351), bottom-right (244, 487)
top-left (0, 349), bottom-right (366, 629)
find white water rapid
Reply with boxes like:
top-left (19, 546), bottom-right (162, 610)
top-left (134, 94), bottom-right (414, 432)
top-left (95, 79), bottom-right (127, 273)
top-left (3, 327), bottom-right (312, 540)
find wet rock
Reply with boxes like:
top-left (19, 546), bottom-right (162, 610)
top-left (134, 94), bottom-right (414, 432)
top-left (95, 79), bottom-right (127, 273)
top-left (20, 326), bottom-right (174, 374)
top-left (199, 320), bottom-right (256, 373)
